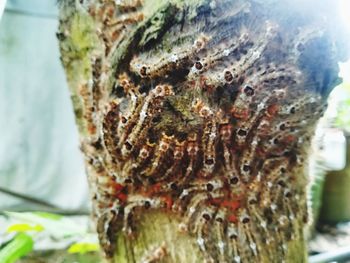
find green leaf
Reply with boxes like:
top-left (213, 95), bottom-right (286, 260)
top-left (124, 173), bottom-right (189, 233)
top-left (4, 211), bottom-right (86, 238)
top-left (333, 82), bottom-right (350, 132)
top-left (7, 223), bottom-right (44, 233)
top-left (0, 233), bottom-right (34, 263)
top-left (32, 211), bottom-right (62, 221)
top-left (68, 242), bottom-right (99, 254)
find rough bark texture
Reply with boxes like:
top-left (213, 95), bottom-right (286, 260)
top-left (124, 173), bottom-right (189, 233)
top-left (57, 0), bottom-right (344, 262)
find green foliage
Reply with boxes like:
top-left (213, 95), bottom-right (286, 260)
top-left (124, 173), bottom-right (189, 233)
top-left (4, 211), bottom-right (85, 238)
top-left (335, 83), bottom-right (350, 132)
top-left (58, 9), bottom-right (102, 136)
top-left (68, 242), bottom-right (99, 254)
top-left (32, 211), bottom-right (63, 220)
top-left (7, 223), bottom-right (43, 233)
top-left (1, 211), bottom-right (100, 261)
top-left (0, 233), bottom-right (34, 263)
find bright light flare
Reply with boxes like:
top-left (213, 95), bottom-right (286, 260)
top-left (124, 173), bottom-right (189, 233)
top-left (0, 0), bottom-right (6, 20)
top-left (339, 0), bottom-right (350, 29)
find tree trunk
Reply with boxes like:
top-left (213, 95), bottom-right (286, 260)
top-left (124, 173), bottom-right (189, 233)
top-left (57, 0), bottom-right (344, 262)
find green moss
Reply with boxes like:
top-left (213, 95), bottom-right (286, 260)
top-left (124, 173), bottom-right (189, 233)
top-left (70, 14), bottom-right (96, 55)
top-left (59, 10), bottom-right (101, 135)
top-left (65, 11), bottom-right (100, 83)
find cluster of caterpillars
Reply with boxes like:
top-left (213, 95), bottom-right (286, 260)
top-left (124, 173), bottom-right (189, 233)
top-left (59, 0), bottom-right (329, 262)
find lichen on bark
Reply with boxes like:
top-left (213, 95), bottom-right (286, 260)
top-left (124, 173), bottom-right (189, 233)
top-left (58, 0), bottom-right (346, 262)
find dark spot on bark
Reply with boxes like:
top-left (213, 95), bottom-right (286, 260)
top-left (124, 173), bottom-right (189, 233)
top-left (206, 183), bottom-right (214, 191)
top-left (91, 139), bottom-right (103, 150)
top-left (244, 85), bottom-right (254, 96)
top-left (125, 141), bottom-right (132, 150)
top-left (140, 66), bottom-right (147, 76)
top-left (148, 177), bottom-right (156, 185)
top-left (205, 159), bottom-right (214, 165)
top-left (56, 32), bottom-right (66, 41)
top-left (285, 191), bottom-right (292, 198)
top-left (195, 61), bottom-right (203, 70)
top-left (241, 48), bottom-right (248, 55)
top-left (144, 201), bottom-right (151, 209)
top-left (125, 179), bottom-right (132, 184)
top-left (242, 217), bottom-right (250, 224)
top-left (170, 183), bottom-right (178, 191)
top-left (237, 129), bottom-right (247, 136)
top-left (230, 233), bottom-right (238, 239)
top-left (230, 177), bottom-right (239, 184)
top-left (278, 180), bottom-right (286, 187)
top-left (202, 213), bottom-right (211, 221)
top-left (120, 187), bottom-right (128, 195)
top-left (118, 207), bottom-right (124, 215)
top-left (216, 217), bottom-right (223, 223)
top-left (303, 214), bottom-right (308, 223)
top-left (139, 85), bottom-right (150, 94)
top-left (224, 71), bottom-right (233, 82)
top-left (249, 198), bottom-right (257, 205)
top-left (148, 132), bottom-right (157, 144)
top-left (243, 165), bottom-right (251, 172)
top-left (165, 129), bottom-right (174, 136)
top-left (152, 115), bottom-right (161, 123)
top-left (112, 85), bottom-right (125, 98)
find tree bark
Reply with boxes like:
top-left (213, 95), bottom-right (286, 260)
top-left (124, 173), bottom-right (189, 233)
top-left (57, 0), bottom-right (344, 262)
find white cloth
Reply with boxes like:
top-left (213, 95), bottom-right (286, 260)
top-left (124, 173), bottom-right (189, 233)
top-left (0, 0), bottom-right (6, 20)
top-left (0, 0), bottom-right (89, 210)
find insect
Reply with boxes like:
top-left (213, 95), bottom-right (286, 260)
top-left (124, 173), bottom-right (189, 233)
top-left (58, 0), bottom-right (334, 261)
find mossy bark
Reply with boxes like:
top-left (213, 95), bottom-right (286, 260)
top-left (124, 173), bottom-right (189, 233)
top-left (58, 0), bottom-right (345, 262)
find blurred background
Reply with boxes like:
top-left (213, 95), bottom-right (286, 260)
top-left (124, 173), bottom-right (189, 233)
top-left (0, 0), bottom-right (88, 212)
top-left (0, 0), bottom-right (350, 262)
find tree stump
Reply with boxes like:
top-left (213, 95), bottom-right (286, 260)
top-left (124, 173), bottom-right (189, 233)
top-left (57, 0), bottom-right (346, 262)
